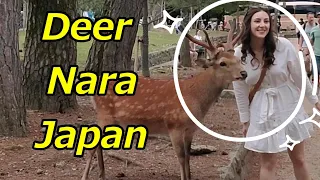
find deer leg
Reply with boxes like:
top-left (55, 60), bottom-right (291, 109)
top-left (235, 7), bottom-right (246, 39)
top-left (96, 145), bottom-right (106, 180)
top-left (96, 116), bottom-right (115, 180)
top-left (81, 147), bottom-right (97, 180)
top-left (184, 131), bottom-right (194, 180)
top-left (169, 129), bottom-right (187, 180)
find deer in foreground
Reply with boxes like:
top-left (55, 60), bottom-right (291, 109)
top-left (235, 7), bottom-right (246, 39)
top-left (81, 23), bottom-right (246, 180)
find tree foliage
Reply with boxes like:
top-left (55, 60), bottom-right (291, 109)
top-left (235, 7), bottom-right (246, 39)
top-left (84, 0), bottom-right (143, 73)
top-left (77, 0), bottom-right (105, 17)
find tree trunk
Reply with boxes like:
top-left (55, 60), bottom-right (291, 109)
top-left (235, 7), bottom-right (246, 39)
top-left (148, 0), bottom-right (154, 28)
top-left (222, 8), bottom-right (225, 31)
top-left (0, 0), bottom-right (27, 137)
top-left (134, 36), bottom-right (140, 72)
top-left (142, 0), bottom-right (150, 77)
top-left (180, 9), bottom-right (192, 67)
top-left (23, 0), bottom-right (28, 29)
top-left (148, 0), bottom-right (162, 26)
top-left (190, 6), bottom-right (193, 29)
top-left (180, 38), bottom-right (192, 67)
top-left (23, 0), bottom-right (77, 113)
top-left (84, 0), bottom-right (144, 73)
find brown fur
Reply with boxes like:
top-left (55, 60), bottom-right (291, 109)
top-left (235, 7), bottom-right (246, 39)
top-left (81, 28), bottom-right (247, 180)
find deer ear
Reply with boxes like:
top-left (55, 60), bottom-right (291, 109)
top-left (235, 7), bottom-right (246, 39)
top-left (195, 58), bottom-right (209, 68)
top-left (213, 50), bottom-right (223, 61)
top-left (195, 58), bottom-right (207, 65)
top-left (206, 49), bottom-right (220, 61)
top-left (195, 58), bottom-right (215, 68)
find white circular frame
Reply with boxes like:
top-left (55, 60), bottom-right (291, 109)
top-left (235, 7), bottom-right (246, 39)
top-left (173, 0), bottom-right (317, 142)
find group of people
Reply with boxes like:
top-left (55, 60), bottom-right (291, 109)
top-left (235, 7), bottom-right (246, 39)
top-left (227, 7), bottom-right (320, 180)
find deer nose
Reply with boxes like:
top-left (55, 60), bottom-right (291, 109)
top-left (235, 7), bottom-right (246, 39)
top-left (240, 71), bottom-right (247, 79)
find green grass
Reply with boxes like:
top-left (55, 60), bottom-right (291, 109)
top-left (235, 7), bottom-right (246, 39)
top-left (18, 30), bottom-right (26, 52)
top-left (76, 40), bottom-right (93, 69)
top-left (19, 27), bottom-right (228, 70)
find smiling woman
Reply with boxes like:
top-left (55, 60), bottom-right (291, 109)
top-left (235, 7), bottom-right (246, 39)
top-left (240, 6), bottom-right (276, 69)
top-left (250, 11), bottom-right (270, 38)
top-left (232, 6), bottom-right (320, 180)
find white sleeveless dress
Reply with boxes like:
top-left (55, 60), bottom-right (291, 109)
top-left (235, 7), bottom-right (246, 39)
top-left (232, 37), bottom-right (318, 153)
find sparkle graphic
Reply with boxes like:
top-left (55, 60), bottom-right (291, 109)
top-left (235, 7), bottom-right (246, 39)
top-left (299, 108), bottom-right (320, 128)
top-left (279, 135), bottom-right (300, 151)
top-left (153, 10), bottom-right (183, 34)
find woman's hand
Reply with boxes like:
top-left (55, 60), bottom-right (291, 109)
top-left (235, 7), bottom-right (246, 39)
top-left (242, 122), bottom-right (250, 137)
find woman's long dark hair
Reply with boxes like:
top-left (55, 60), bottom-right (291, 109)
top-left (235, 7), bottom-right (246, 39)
top-left (240, 7), bottom-right (277, 69)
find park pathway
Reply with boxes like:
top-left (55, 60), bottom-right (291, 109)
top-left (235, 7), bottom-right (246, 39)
top-left (275, 38), bottom-right (320, 180)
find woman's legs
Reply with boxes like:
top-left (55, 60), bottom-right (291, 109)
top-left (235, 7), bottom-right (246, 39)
top-left (287, 141), bottom-right (311, 180)
top-left (260, 153), bottom-right (277, 180)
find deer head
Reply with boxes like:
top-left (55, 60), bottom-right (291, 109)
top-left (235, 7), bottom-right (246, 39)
top-left (186, 23), bottom-right (247, 81)
top-left (184, 22), bottom-right (246, 81)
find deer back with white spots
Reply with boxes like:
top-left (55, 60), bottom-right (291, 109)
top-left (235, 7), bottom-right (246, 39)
top-left (81, 19), bottom-right (247, 180)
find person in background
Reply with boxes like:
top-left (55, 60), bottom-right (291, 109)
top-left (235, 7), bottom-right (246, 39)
top-left (212, 21), bottom-right (217, 31)
top-left (300, 18), bottom-right (304, 25)
top-left (189, 30), bottom-right (201, 66)
top-left (189, 41), bottom-right (198, 66)
top-left (299, 13), bottom-right (316, 51)
top-left (277, 15), bottom-right (281, 33)
top-left (310, 12), bottom-right (320, 89)
top-left (87, 10), bottom-right (95, 22)
top-left (174, 16), bottom-right (181, 34)
top-left (296, 19), bottom-right (304, 45)
top-left (299, 12), bottom-right (317, 80)
top-left (193, 29), bottom-right (202, 41)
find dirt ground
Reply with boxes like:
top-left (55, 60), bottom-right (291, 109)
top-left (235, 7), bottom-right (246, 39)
top-left (2, 63), bottom-right (319, 180)
top-left (0, 66), bottom-right (245, 180)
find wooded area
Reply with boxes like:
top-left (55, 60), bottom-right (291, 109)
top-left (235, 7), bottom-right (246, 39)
top-left (0, 0), bottom-right (259, 136)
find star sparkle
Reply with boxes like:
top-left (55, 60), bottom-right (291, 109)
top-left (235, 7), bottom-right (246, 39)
top-left (279, 135), bottom-right (300, 151)
top-left (153, 10), bottom-right (184, 34)
top-left (299, 107), bottom-right (320, 128)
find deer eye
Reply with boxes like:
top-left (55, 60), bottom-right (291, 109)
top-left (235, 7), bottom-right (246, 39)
top-left (220, 62), bottom-right (227, 66)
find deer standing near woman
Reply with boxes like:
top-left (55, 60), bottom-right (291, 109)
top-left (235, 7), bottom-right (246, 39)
top-left (81, 20), bottom-right (246, 180)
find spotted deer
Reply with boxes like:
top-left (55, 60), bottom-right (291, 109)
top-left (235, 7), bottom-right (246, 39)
top-left (81, 22), bottom-right (246, 180)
